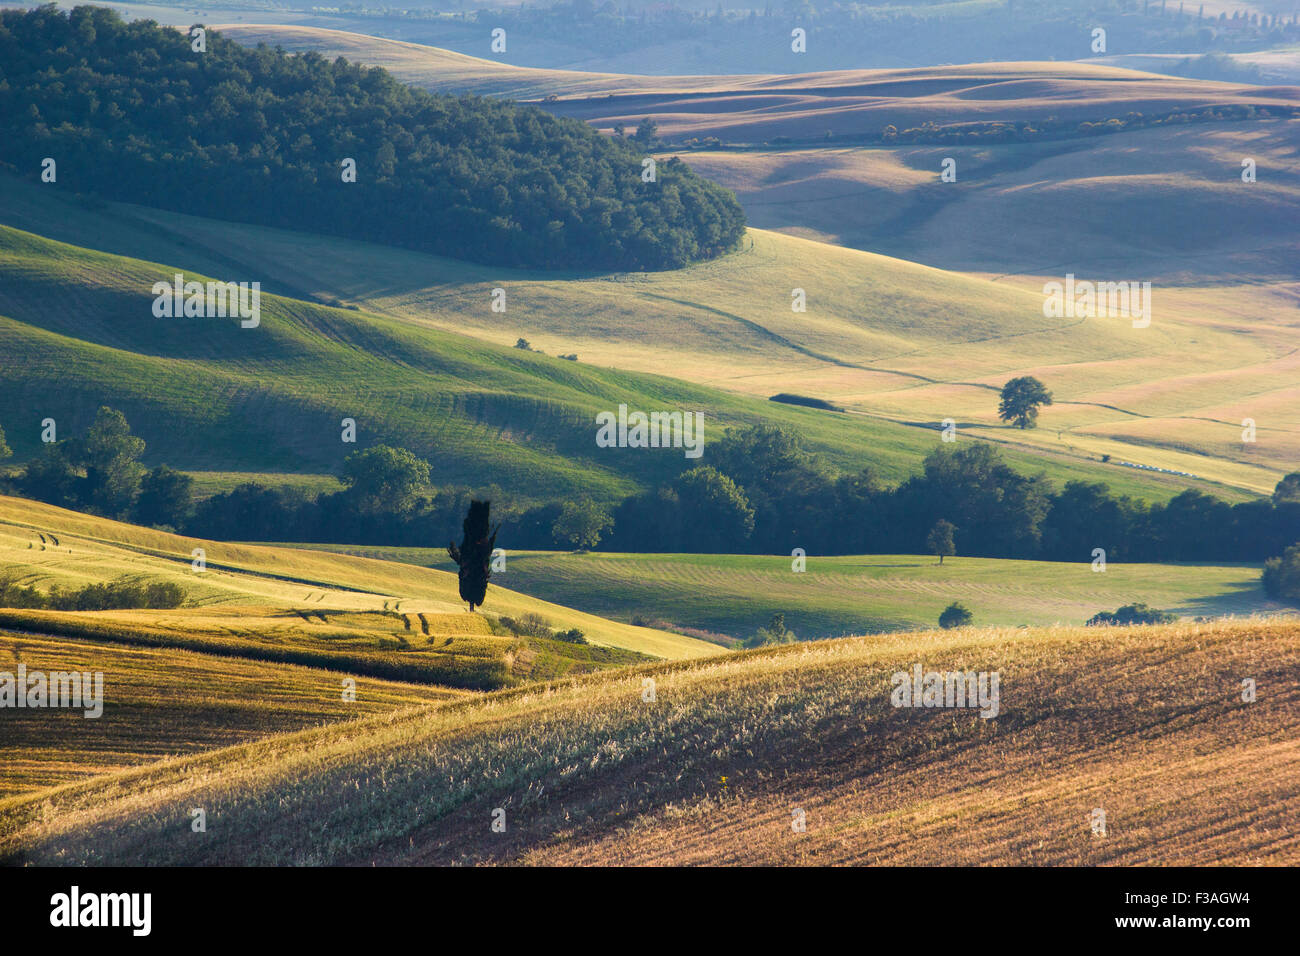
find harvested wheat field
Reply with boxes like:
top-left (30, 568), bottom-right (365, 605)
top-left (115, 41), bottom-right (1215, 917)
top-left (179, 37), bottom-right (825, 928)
top-left (2, 617), bottom-right (1293, 866)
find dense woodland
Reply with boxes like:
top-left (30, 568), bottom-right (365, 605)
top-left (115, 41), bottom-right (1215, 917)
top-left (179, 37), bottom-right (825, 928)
top-left (0, 6), bottom-right (745, 270)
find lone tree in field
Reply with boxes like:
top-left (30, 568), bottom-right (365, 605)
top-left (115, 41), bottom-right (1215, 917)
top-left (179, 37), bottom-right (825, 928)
top-left (744, 612), bottom-right (797, 648)
top-left (998, 376), bottom-right (1054, 429)
top-left (447, 500), bottom-right (499, 612)
top-left (927, 519), bottom-right (956, 565)
top-left (77, 405), bottom-right (146, 519)
top-left (632, 117), bottom-right (659, 147)
top-left (938, 602), bottom-right (973, 629)
top-left (341, 445), bottom-right (429, 516)
top-left (0, 422), bottom-right (10, 461)
top-left (552, 500), bottom-right (613, 552)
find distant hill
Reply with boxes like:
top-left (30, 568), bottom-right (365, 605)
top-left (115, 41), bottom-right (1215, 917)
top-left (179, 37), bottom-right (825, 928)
top-left (213, 26), bottom-right (1300, 141)
top-left (201, 2), bottom-right (1300, 75)
top-left (0, 7), bottom-right (744, 270)
top-left (213, 26), bottom-right (1300, 285)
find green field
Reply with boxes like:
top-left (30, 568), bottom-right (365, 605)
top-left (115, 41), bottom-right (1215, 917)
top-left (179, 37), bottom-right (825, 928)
top-left (0, 172), bottom-right (1276, 502)
top-left (285, 545), bottom-right (1286, 639)
top-left (0, 202), bottom-right (1240, 507)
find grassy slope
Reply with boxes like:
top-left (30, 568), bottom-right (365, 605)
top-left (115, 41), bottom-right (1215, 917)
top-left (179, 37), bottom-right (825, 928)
top-left (284, 545), bottom-right (1285, 638)
top-left (0, 218), bottom-right (957, 497)
top-left (0, 177), bottom-right (1269, 501)
top-left (0, 494), bottom-right (718, 664)
top-left (2, 618), bottom-right (1294, 865)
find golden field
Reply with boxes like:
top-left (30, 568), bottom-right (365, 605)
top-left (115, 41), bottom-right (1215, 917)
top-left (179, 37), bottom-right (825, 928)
top-left (2, 617), bottom-right (1294, 865)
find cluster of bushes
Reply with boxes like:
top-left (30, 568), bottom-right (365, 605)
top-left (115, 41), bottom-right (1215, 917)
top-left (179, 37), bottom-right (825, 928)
top-left (3, 411), bottom-right (491, 547)
top-left (8, 407), bottom-right (196, 531)
top-left (1262, 545), bottom-right (1300, 604)
top-left (496, 612), bottom-right (586, 645)
top-left (1086, 604), bottom-right (1176, 627)
top-left (0, 7), bottom-right (744, 271)
top-left (939, 602), bottom-right (973, 629)
top-left (743, 612), bottom-right (798, 648)
top-left (0, 573), bottom-right (185, 611)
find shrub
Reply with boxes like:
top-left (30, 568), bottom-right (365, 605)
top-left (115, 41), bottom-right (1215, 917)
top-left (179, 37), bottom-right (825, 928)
top-left (768, 394), bottom-right (844, 412)
top-left (938, 602), bottom-right (973, 629)
top-left (0, 576), bottom-right (185, 611)
top-left (498, 612), bottom-right (555, 639)
top-left (1262, 543), bottom-right (1300, 604)
top-left (744, 612), bottom-right (797, 648)
top-left (1086, 604), bottom-right (1176, 626)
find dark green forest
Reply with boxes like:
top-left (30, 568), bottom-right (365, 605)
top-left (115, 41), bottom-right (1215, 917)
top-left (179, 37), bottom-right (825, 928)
top-left (0, 5), bottom-right (745, 270)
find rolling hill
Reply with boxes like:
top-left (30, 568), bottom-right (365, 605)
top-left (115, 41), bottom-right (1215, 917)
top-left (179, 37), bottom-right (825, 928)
top-left (3, 616), bottom-right (1294, 865)
top-left (211, 27), bottom-right (1300, 283)
top-left (215, 26), bottom-right (1300, 139)
top-left (6, 29), bottom-right (1291, 495)
top-left (0, 494), bottom-right (716, 666)
top-left (0, 493), bottom-right (720, 797)
top-left (0, 202), bottom-right (1241, 503)
top-left (3, 28), bottom-right (1296, 500)
top-left (0, 630), bottom-right (463, 798)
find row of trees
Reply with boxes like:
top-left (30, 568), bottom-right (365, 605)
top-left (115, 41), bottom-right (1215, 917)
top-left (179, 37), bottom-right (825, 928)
top-left (5, 412), bottom-right (1298, 580)
top-left (602, 426), bottom-right (1300, 566)
top-left (0, 7), bottom-right (745, 271)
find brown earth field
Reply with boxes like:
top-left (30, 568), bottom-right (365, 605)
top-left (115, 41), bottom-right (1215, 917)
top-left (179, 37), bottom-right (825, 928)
top-left (2, 618), bottom-right (1295, 865)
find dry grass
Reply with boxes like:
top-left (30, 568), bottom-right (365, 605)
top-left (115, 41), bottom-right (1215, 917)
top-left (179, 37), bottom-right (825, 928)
top-left (0, 630), bottom-right (463, 798)
top-left (3, 618), bottom-right (1294, 865)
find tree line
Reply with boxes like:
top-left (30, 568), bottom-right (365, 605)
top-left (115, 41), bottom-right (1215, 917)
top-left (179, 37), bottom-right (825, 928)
top-left (0, 6), bottom-right (745, 271)
top-left (3, 411), bottom-right (1298, 588)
